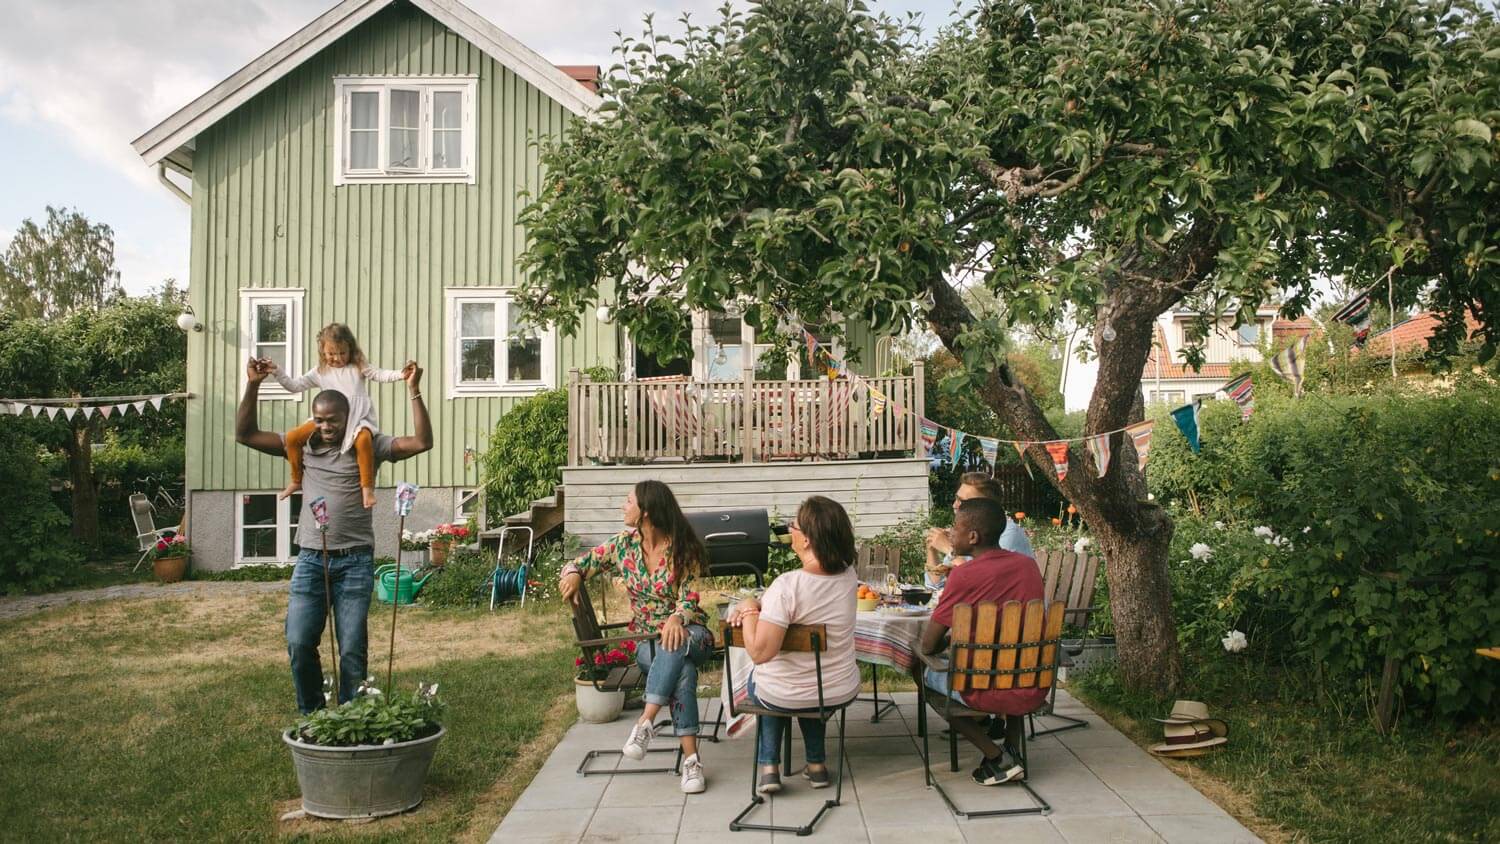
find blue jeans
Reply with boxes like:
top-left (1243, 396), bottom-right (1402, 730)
top-left (924, 667), bottom-right (968, 705)
top-left (635, 623), bottom-right (712, 737)
top-left (746, 674), bottom-right (827, 766)
top-left (286, 547), bottom-right (374, 714)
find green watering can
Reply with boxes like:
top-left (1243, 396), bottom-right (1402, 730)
top-left (375, 563), bottom-right (433, 605)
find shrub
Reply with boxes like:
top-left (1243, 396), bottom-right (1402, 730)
top-left (291, 682), bottom-right (444, 747)
top-left (479, 389), bottom-right (568, 525)
top-left (190, 564), bottom-right (291, 582)
top-left (0, 425), bottom-right (84, 594)
top-left (1150, 389), bottom-right (1500, 719)
top-left (417, 547), bottom-right (495, 609)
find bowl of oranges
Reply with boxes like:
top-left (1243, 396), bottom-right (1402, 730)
top-left (856, 583), bottom-right (881, 612)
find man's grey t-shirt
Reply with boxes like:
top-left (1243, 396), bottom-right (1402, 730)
top-left (282, 431), bottom-right (397, 551)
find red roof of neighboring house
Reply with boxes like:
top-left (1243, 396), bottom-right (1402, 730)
top-left (555, 65), bottom-right (601, 94)
top-left (1142, 323), bottom-right (1234, 380)
top-left (1274, 316), bottom-right (1316, 339)
top-left (1358, 310), bottom-right (1481, 356)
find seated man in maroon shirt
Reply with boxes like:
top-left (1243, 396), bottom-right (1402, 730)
top-left (920, 497), bottom-right (1047, 785)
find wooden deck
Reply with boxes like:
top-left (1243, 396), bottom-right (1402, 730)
top-left (566, 365), bottom-right (925, 466)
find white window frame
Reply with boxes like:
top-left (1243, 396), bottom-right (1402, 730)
top-left (234, 492), bottom-right (302, 565)
top-left (444, 288), bottom-right (557, 397)
top-left (333, 76), bottom-right (477, 185)
top-left (240, 288), bottom-right (305, 401)
top-left (1237, 320), bottom-right (1262, 347)
top-left (455, 488), bottom-right (481, 524)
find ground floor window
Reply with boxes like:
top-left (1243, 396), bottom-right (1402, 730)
top-left (236, 492), bottom-right (302, 564)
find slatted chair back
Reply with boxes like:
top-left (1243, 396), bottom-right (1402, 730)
top-left (947, 599), bottom-right (1066, 693)
top-left (570, 584), bottom-right (654, 693)
top-left (854, 543), bottom-right (902, 583)
top-left (724, 622), bottom-right (840, 719)
top-left (1038, 549), bottom-right (1101, 625)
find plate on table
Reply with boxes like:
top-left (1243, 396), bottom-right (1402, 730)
top-left (876, 604), bottom-right (931, 617)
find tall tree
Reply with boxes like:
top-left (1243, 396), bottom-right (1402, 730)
top-left (0, 206), bottom-right (122, 319)
top-left (517, 0), bottom-right (1499, 693)
top-left (0, 298), bottom-right (185, 547)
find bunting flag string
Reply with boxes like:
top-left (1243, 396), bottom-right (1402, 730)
top-left (1270, 335), bottom-right (1307, 396)
top-left (978, 436), bottom-right (999, 467)
top-left (1045, 442), bottom-right (1070, 482)
top-left (1170, 400), bottom-right (1202, 454)
top-left (947, 429), bottom-right (966, 464)
top-left (1222, 373), bottom-right (1255, 420)
top-left (868, 387), bottom-right (887, 420)
top-left (0, 392), bottom-right (188, 424)
top-left (1085, 432), bottom-right (1112, 478)
top-left (1013, 441), bottom-right (1036, 479)
top-left (918, 417), bottom-right (941, 455)
top-left (1126, 420), bottom-right (1155, 472)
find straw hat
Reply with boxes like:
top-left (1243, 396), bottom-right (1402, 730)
top-left (1148, 700), bottom-right (1229, 757)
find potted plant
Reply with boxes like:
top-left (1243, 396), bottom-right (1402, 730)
top-left (574, 641), bottom-right (634, 723)
top-left (148, 535), bottom-right (191, 583)
top-left (400, 529), bottom-right (433, 567)
top-left (282, 679), bottom-right (446, 819)
top-left (428, 523), bottom-right (471, 566)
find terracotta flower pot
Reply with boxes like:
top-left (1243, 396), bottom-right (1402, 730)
top-left (153, 555), bottom-right (188, 583)
top-left (428, 540), bottom-right (449, 567)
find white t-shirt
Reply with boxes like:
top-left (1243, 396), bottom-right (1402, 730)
top-left (752, 567), bottom-right (860, 710)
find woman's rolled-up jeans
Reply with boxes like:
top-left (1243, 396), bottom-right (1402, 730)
top-left (635, 623), bottom-right (713, 736)
top-left (745, 673), bottom-right (827, 767)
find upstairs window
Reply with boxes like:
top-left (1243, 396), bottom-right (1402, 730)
top-left (445, 289), bottom-right (556, 397)
top-left (334, 77), bottom-right (476, 184)
top-left (1237, 321), bottom-right (1261, 346)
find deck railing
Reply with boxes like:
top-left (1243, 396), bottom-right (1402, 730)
top-left (566, 363), bottom-right (925, 466)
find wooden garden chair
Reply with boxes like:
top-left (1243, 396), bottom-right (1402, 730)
top-left (917, 599), bottom-right (1065, 819)
top-left (568, 584), bottom-right (678, 775)
top-left (1029, 549), bottom-right (1102, 738)
top-left (723, 623), bottom-right (851, 836)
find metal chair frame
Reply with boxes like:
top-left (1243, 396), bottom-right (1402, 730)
top-left (1029, 549), bottom-right (1100, 739)
top-left (129, 492), bottom-right (179, 572)
top-left (724, 623), bottom-right (851, 836)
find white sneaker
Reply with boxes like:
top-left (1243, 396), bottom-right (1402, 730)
top-left (680, 754), bottom-right (706, 794)
top-left (621, 719), bottom-right (655, 761)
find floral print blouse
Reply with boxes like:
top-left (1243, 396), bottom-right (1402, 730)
top-left (570, 529), bottom-right (706, 634)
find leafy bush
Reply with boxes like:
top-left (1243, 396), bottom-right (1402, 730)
top-left (290, 683), bottom-right (444, 747)
top-left (1150, 389), bottom-right (1500, 719)
top-left (0, 425), bottom-right (83, 594)
top-left (417, 547), bottom-right (496, 609)
top-left (479, 389), bottom-right (568, 525)
top-left (190, 564), bottom-right (292, 582)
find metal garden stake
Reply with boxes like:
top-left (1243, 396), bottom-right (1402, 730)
top-left (389, 483), bottom-right (418, 691)
top-left (310, 496), bottom-right (338, 702)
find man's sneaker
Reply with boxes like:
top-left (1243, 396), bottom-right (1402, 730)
top-left (621, 719), bottom-right (655, 761)
top-left (971, 753), bottom-right (1024, 786)
top-left (802, 765), bottom-right (831, 789)
top-left (757, 768), bottom-right (782, 795)
top-left (680, 754), bottom-right (706, 794)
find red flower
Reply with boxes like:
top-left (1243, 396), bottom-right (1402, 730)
top-left (593, 653), bottom-right (604, 665)
top-left (574, 657), bottom-right (584, 667)
top-left (155, 540), bottom-right (169, 551)
top-left (623, 640), bottom-right (637, 653)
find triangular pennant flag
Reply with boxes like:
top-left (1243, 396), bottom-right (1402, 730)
top-left (1222, 373), bottom-right (1254, 420)
top-left (868, 387), bottom-right (887, 419)
top-left (1270, 336), bottom-right (1307, 396)
top-left (978, 437), bottom-right (999, 467)
top-left (1013, 441), bottom-right (1036, 479)
top-left (947, 429), bottom-right (966, 464)
top-left (114, 403), bottom-right (129, 416)
top-left (1171, 401), bottom-right (1201, 453)
top-left (1045, 442), bottom-right (1070, 482)
top-left (1126, 420), bottom-right (1155, 471)
top-left (918, 418), bottom-right (941, 455)
top-left (1085, 432), bottom-right (1113, 478)
top-left (149, 396), bottom-right (164, 411)
top-left (132, 401), bottom-right (146, 414)
top-left (805, 331), bottom-right (819, 366)
top-left (99, 405), bottom-right (114, 419)
top-left (63, 407), bottom-right (77, 422)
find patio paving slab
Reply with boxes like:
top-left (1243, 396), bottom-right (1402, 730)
top-left (492, 691), bottom-right (1262, 843)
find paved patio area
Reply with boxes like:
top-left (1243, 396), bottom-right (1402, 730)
top-left (491, 690), bottom-right (1260, 843)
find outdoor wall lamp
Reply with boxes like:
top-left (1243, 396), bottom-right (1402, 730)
top-left (176, 305), bottom-right (202, 333)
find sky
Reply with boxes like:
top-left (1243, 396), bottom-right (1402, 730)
top-left (0, 0), bottom-right (961, 298)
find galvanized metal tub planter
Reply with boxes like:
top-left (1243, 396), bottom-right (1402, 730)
top-left (282, 726), bottom-right (445, 819)
top-left (574, 678), bottom-right (626, 723)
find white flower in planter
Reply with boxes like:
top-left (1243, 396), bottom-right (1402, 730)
top-left (1222, 630), bottom-right (1248, 653)
top-left (1189, 542), bottom-right (1213, 561)
top-left (1213, 520), bottom-right (1226, 530)
top-left (1303, 526), bottom-right (1312, 534)
top-left (1074, 537), bottom-right (1091, 554)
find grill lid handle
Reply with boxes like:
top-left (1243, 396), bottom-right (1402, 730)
top-left (704, 531), bottom-right (750, 542)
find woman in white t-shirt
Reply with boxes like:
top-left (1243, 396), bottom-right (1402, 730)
top-left (725, 496), bottom-right (859, 795)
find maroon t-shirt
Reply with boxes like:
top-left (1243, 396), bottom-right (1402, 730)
top-left (930, 547), bottom-right (1049, 716)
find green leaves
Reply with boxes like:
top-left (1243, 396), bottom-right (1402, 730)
top-left (1452, 118), bottom-right (1492, 143)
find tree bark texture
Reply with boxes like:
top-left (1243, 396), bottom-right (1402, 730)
top-left (66, 421), bottom-right (99, 549)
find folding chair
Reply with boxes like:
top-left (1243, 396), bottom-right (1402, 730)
top-left (569, 585), bottom-right (680, 776)
top-left (130, 492), bottom-right (179, 572)
top-left (917, 598), bottom-right (1065, 819)
top-left (724, 623), bottom-right (851, 836)
top-left (852, 543), bottom-right (904, 723)
top-left (1029, 550), bottom-right (1100, 738)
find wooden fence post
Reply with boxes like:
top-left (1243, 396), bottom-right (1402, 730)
top-left (912, 360), bottom-right (927, 458)
top-left (567, 368), bottom-right (580, 467)
top-left (741, 366), bottom-right (755, 463)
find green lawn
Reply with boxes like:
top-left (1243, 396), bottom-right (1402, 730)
top-left (0, 590), bottom-right (577, 842)
top-left (1072, 659), bottom-right (1499, 844)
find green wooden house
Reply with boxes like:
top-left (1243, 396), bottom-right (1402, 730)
top-left (135, 0), bottom-right (928, 569)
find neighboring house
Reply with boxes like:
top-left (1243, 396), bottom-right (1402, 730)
top-left (1351, 310), bottom-right (1484, 384)
top-left (1060, 307), bottom-right (1314, 412)
top-left (134, 0), bottom-right (928, 568)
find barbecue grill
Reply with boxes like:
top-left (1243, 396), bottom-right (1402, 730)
top-left (686, 508), bottom-right (784, 587)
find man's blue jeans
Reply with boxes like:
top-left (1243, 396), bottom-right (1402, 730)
top-left (635, 623), bottom-right (712, 737)
top-left (286, 547), bottom-right (373, 714)
top-left (746, 674), bottom-right (828, 767)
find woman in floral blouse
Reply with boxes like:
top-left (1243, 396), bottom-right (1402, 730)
top-left (559, 480), bottom-right (712, 794)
